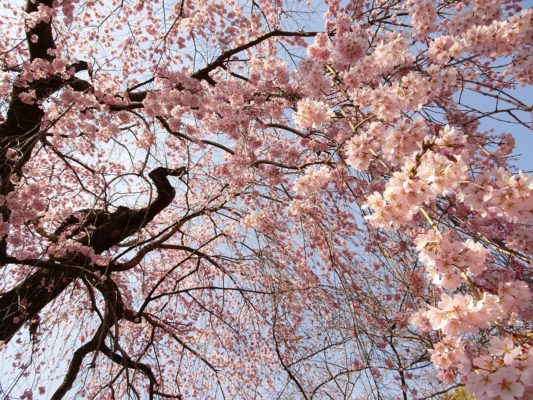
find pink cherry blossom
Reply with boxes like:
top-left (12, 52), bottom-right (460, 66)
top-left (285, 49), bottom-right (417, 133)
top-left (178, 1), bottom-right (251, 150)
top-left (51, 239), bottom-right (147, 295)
top-left (293, 99), bottom-right (334, 129)
top-left (293, 166), bottom-right (332, 196)
top-left (1, 1), bottom-right (532, 399)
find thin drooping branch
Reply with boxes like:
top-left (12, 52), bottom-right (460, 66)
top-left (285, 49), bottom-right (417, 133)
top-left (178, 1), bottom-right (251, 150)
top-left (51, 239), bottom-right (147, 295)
top-left (142, 313), bottom-right (219, 374)
top-left (272, 311), bottom-right (310, 400)
top-left (99, 343), bottom-right (157, 397)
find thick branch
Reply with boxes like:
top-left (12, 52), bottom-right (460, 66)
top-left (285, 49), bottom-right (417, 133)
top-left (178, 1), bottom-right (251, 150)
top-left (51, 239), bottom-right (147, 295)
top-left (85, 167), bottom-right (185, 254)
top-left (191, 30), bottom-right (318, 85)
top-left (0, 267), bottom-right (74, 343)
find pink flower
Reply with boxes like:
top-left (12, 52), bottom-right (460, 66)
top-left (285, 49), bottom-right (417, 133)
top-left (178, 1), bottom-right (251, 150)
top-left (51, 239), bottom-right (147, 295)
top-left (5, 148), bottom-right (20, 161)
top-left (410, 309), bottom-right (431, 333)
top-left (288, 198), bottom-right (315, 216)
top-left (471, 293), bottom-right (502, 329)
top-left (490, 336), bottom-right (521, 365)
top-left (406, 0), bottom-right (437, 40)
top-left (463, 239), bottom-right (489, 276)
top-left (330, 27), bottom-right (368, 69)
top-left (19, 89), bottom-right (37, 104)
top-left (488, 367), bottom-right (524, 400)
top-left (499, 280), bottom-right (532, 314)
top-left (428, 36), bottom-right (455, 64)
top-left (466, 370), bottom-right (491, 398)
top-left (345, 132), bottom-right (374, 171)
top-left (307, 33), bottom-right (331, 63)
top-left (429, 336), bottom-right (467, 372)
top-left (293, 166), bottom-right (332, 196)
top-left (298, 59), bottom-right (331, 98)
top-left (293, 99), bottom-right (334, 129)
top-left (425, 294), bottom-right (476, 336)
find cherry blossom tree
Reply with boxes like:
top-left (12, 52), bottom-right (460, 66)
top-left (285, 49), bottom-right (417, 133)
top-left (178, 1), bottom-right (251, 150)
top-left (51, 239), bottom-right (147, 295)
top-left (0, 0), bottom-right (532, 399)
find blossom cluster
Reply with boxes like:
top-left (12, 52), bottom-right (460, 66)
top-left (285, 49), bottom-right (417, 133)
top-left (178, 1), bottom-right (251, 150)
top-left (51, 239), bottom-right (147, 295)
top-left (330, 26), bottom-right (368, 69)
top-left (406, 0), bottom-right (437, 40)
top-left (24, 3), bottom-right (54, 29)
top-left (425, 293), bottom-right (501, 336)
top-left (2, 1), bottom-right (532, 399)
top-left (342, 31), bottom-right (414, 89)
top-left (361, 126), bottom-right (469, 228)
top-left (427, 333), bottom-right (533, 400)
top-left (298, 58), bottom-right (331, 98)
top-left (15, 58), bottom-right (72, 88)
top-left (293, 99), bottom-right (334, 129)
top-left (459, 168), bottom-right (533, 224)
top-left (292, 166), bottom-right (332, 196)
top-left (48, 240), bottom-right (109, 266)
top-left (5, 183), bottom-right (47, 226)
top-left (242, 212), bottom-right (275, 233)
top-left (430, 8), bottom-right (533, 82)
top-left (466, 337), bottom-right (533, 400)
top-left (415, 230), bottom-right (489, 289)
top-left (411, 228), bottom-right (532, 399)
